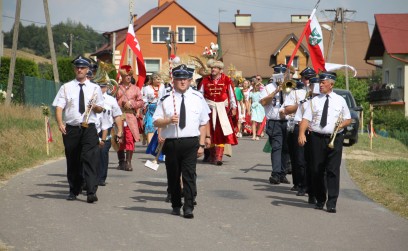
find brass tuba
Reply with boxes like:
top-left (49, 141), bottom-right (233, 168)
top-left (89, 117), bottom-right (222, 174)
top-left (93, 61), bottom-right (119, 96)
top-left (282, 79), bottom-right (296, 94)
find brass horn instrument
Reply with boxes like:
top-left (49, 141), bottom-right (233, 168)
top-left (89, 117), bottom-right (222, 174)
top-left (93, 61), bottom-right (119, 96)
top-left (282, 79), bottom-right (296, 94)
top-left (328, 109), bottom-right (344, 149)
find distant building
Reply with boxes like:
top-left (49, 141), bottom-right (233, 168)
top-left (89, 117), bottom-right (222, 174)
top-left (365, 14), bottom-right (408, 117)
top-left (218, 10), bottom-right (375, 79)
top-left (92, 0), bottom-right (217, 76)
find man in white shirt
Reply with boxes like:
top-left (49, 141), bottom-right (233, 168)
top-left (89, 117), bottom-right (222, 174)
top-left (298, 72), bottom-right (351, 213)
top-left (52, 56), bottom-right (104, 203)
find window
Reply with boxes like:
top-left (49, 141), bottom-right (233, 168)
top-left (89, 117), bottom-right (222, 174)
top-left (145, 59), bottom-right (161, 73)
top-left (177, 27), bottom-right (195, 43)
top-left (384, 70), bottom-right (389, 84)
top-left (152, 27), bottom-right (170, 43)
top-left (397, 67), bottom-right (403, 87)
top-left (285, 56), bottom-right (298, 69)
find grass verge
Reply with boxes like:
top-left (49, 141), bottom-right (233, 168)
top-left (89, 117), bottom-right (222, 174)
top-left (0, 104), bottom-right (64, 182)
top-left (344, 134), bottom-right (408, 219)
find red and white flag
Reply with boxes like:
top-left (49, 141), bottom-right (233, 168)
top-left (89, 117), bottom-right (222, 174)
top-left (46, 117), bottom-right (53, 143)
top-left (119, 24), bottom-right (146, 89)
top-left (305, 14), bottom-right (326, 73)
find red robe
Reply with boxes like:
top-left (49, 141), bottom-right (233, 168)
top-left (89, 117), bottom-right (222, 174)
top-left (200, 74), bottom-right (238, 145)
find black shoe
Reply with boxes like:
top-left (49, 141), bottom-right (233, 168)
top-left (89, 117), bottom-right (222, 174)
top-left (98, 181), bottom-right (106, 186)
top-left (66, 193), bottom-right (77, 201)
top-left (296, 188), bottom-right (306, 196)
top-left (216, 161), bottom-right (223, 166)
top-left (308, 196), bottom-right (317, 204)
top-left (280, 176), bottom-right (290, 184)
top-left (193, 198), bottom-right (197, 206)
top-left (183, 208), bottom-right (194, 219)
top-left (290, 185), bottom-right (298, 191)
top-left (315, 202), bottom-right (324, 210)
top-left (165, 193), bottom-right (171, 203)
top-left (327, 207), bottom-right (337, 213)
top-left (171, 207), bottom-right (181, 216)
top-left (269, 175), bottom-right (280, 184)
top-left (87, 194), bottom-right (98, 203)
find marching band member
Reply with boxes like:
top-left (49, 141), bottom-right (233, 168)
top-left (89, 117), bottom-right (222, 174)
top-left (153, 64), bottom-right (210, 219)
top-left (116, 65), bottom-right (144, 171)
top-left (52, 56), bottom-right (104, 203)
top-left (298, 72), bottom-right (351, 213)
top-left (283, 67), bottom-right (316, 195)
top-left (198, 60), bottom-right (238, 165)
top-left (260, 64), bottom-right (290, 185)
top-left (95, 79), bottom-right (123, 186)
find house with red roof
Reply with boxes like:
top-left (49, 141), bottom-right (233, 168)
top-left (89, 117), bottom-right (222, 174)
top-left (92, 0), bottom-right (216, 79)
top-left (365, 14), bottom-right (408, 117)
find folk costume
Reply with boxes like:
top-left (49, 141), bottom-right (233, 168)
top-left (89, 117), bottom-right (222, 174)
top-left (198, 60), bottom-right (238, 165)
top-left (116, 65), bottom-right (144, 171)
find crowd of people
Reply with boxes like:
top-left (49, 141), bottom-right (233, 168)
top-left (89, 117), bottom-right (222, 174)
top-left (53, 54), bottom-right (351, 218)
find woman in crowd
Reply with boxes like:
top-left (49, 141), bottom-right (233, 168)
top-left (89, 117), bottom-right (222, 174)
top-left (249, 82), bottom-right (265, 140)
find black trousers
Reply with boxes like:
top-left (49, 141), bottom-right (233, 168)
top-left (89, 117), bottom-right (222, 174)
top-left (309, 132), bottom-right (344, 208)
top-left (63, 124), bottom-right (100, 195)
top-left (163, 137), bottom-right (199, 210)
top-left (266, 120), bottom-right (287, 177)
top-left (292, 125), bottom-right (307, 188)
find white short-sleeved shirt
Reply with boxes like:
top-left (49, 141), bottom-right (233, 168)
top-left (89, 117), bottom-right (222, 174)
top-left (142, 84), bottom-right (165, 104)
top-left (260, 83), bottom-right (283, 120)
top-left (97, 93), bottom-right (122, 131)
top-left (302, 91), bottom-right (351, 134)
top-left (153, 87), bottom-right (210, 139)
top-left (52, 79), bottom-right (104, 126)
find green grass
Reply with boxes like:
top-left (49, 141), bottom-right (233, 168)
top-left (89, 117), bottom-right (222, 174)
top-left (345, 134), bottom-right (408, 219)
top-left (0, 104), bottom-right (64, 181)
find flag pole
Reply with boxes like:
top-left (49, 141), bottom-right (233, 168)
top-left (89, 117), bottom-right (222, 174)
top-left (286, 0), bottom-right (321, 68)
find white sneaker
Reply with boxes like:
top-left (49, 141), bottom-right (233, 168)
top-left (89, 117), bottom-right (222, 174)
top-left (237, 132), bottom-right (242, 138)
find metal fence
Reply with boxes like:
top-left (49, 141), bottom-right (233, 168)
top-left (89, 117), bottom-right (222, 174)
top-left (24, 76), bottom-right (61, 109)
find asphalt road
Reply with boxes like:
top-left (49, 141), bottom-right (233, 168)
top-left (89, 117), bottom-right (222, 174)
top-left (0, 137), bottom-right (407, 251)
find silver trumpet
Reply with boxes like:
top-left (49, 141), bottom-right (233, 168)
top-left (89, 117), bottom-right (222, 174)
top-left (81, 87), bottom-right (98, 128)
top-left (328, 109), bottom-right (344, 149)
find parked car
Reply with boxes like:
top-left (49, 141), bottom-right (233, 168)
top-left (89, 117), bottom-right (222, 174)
top-left (333, 89), bottom-right (363, 146)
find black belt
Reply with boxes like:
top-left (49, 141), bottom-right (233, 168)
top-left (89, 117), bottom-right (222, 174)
top-left (267, 119), bottom-right (288, 122)
top-left (312, 131), bottom-right (341, 138)
top-left (166, 136), bottom-right (198, 141)
top-left (66, 123), bottom-right (95, 128)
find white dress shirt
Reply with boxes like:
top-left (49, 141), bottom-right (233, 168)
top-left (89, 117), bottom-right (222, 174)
top-left (153, 88), bottom-right (210, 139)
top-left (302, 91), bottom-right (351, 134)
top-left (260, 83), bottom-right (283, 120)
top-left (52, 79), bottom-right (104, 126)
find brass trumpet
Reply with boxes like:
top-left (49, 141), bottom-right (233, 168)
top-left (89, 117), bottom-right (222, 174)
top-left (281, 79), bottom-right (296, 94)
top-left (328, 109), bottom-right (344, 149)
top-left (81, 87), bottom-right (98, 128)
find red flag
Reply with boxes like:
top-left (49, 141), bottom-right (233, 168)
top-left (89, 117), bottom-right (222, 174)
top-left (46, 118), bottom-right (53, 143)
top-left (121, 24), bottom-right (146, 89)
top-left (305, 14), bottom-right (326, 73)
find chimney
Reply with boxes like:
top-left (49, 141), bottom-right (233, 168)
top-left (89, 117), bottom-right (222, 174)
top-left (133, 14), bottom-right (137, 24)
top-left (158, 0), bottom-right (175, 7)
top-left (235, 10), bottom-right (251, 28)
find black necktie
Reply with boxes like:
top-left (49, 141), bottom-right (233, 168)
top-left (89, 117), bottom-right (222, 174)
top-left (79, 84), bottom-right (85, 114)
top-left (279, 91), bottom-right (284, 105)
top-left (179, 94), bottom-right (186, 129)
top-left (320, 94), bottom-right (329, 127)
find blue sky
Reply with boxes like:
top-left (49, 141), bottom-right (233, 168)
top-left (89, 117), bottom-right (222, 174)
top-left (2, 0), bottom-right (407, 34)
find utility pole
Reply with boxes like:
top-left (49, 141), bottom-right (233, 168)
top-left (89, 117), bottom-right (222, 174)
top-left (43, 0), bottom-right (59, 83)
top-left (5, 0), bottom-right (21, 106)
top-left (324, 7), bottom-right (355, 90)
top-left (69, 33), bottom-right (73, 57)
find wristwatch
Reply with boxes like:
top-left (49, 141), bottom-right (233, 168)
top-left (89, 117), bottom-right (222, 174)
top-left (199, 144), bottom-right (205, 148)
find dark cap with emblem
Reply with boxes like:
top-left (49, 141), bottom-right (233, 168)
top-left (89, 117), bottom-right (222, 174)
top-left (272, 64), bottom-right (287, 74)
top-left (172, 64), bottom-right (194, 79)
top-left (309, 77), bottom-right (320, 84)
top-left (319, 71), bottom-right (337, 81)
top-left (72, 55), bottom-right (91, 68)
top-left (300, 67), bottom-right (316, 78)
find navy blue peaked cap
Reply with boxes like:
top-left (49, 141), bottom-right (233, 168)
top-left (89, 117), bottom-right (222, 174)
top-left (319, 72), bottom-right (337, 81)
top-left (272, 64), bottom-right (287, 74)
top-left (300, 67), bottom-right (316, 78)
top-left (173, 64), bottom-right (194, 79)
top-left (72, 55), bottom-right (91, 68)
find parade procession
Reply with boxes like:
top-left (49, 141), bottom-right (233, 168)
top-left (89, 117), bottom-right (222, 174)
top-left (2, 0), bottom-right (408, 250)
